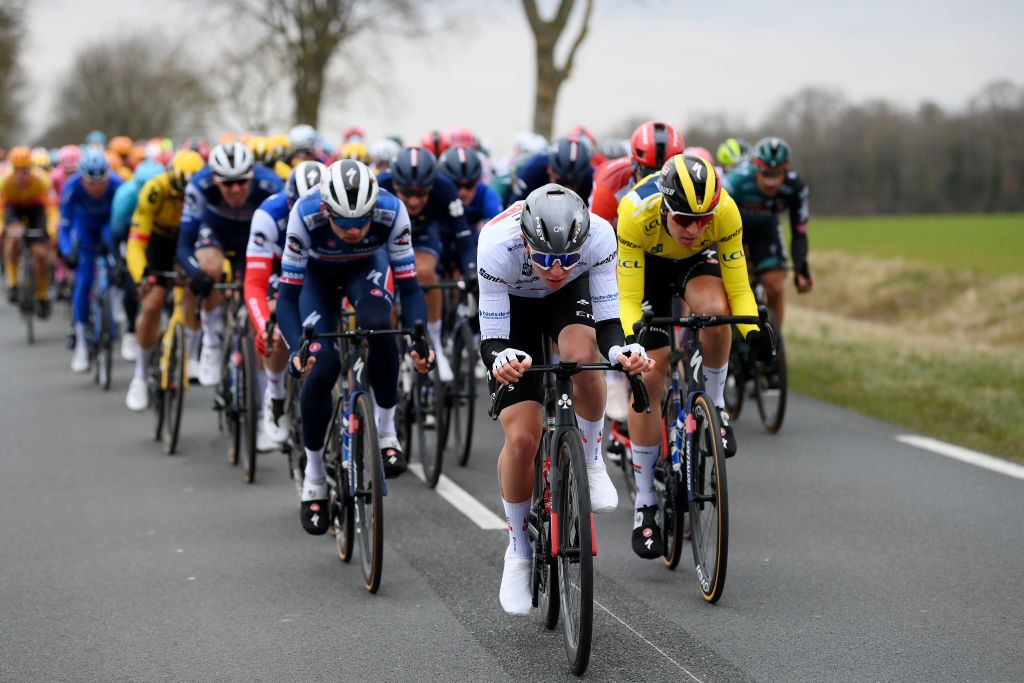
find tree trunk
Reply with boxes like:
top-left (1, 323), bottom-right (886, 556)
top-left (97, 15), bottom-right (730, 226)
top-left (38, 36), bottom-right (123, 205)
top-left (533, 30), bottom-right (560, 139)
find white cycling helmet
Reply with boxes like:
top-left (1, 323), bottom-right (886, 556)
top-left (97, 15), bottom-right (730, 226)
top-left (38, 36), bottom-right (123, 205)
top-left (320, 159), bottom-right (378, 218)
top-left (209, 143), bottom-right (255, 180)
top-left (368, 138), bottom-right (400, 167)
top-left (287, 160), bottom-right (327, 204)
top-left (288, 124), bottom-right (319, 152)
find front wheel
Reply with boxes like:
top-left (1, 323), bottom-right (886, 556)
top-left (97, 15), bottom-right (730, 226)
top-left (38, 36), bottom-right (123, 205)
top-left (240, 333), bottom-right (259, 483)
top-left (352, 393), bottom-right (383, 593)
top-left (415, 368), bottom-right (447, 488)
top-left (723, 330), bottom-right (745, 420)
top-left (450, 323), bottom-right (477, 467)
top-left (688, 394), bottom-right (729, 604)
top-left (556, 430), bottom-right (593, 676)
top-left (754, 328), bottom-right (788, 434)
top-left (163, 324), bottom-right (187, 455)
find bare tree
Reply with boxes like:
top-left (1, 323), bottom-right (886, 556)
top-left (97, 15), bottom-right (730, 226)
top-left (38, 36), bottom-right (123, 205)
top-left (221, 0), bottom-right (420, 129)
top-left (36, 37), bottom-right (213, 146)
top-left (0, 0), bottom-right (27, 146)
top-left (521, 0), bottom-right (594, 140)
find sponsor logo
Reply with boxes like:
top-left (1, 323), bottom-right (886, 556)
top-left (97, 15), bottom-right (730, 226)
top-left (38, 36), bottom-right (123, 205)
top-left (576, 298), bottom-right (589, 305)
top-left (326, 239), bottom-right (336, 248)
top-left (557, 393), bottom-right (572, 409)
top-left (253, 232), bottom-right (266, 247)
top-left (521, 261), bottom-right (533, 276)
top-left (370, 288), bottom-right (383, 297)
top-left (619, 260), bottom-right (641, 269)
top-left (575, 310), bottom-right (594, 319)
top-left (286, 234), bottom-right (304, 254)
top-left (309, 342), bottom-right (322, 353)
top-left (643, 218), bottom-right (660, 234)
top-left (449, 199), bottom-right (464, 218)
top-left (721, 250), bottom-right (744, 263)
top-left (618, 237), bottom-right (642, 249)
top-left (478, 267), bottom-right (507, 284)
top-left (651, 243), bottom-right (664, 254)
top-left (393, 227), bottom-right (411, 246)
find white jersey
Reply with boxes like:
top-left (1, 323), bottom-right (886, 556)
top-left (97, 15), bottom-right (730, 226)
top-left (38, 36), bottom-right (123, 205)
top-left (476, 202), bottom-right (619, 343)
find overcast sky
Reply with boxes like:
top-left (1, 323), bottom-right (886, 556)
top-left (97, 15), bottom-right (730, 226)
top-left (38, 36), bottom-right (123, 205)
top-left (25, 0), bottom-right (1024, 154)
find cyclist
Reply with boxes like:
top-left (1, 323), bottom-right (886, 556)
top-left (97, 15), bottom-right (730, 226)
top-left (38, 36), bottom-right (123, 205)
top-left (108, 137), bottom-right (136, 180)
top-left (377, 147), bottom-right (477, 382)
top-left (2, 146), bottom-right (54, 313)
top-left (176, 143), bottom-right (284, 386)
top-left (124, 151), bottom-right (205, 411)
top-left (110, 159), bottom-right (166, 362)
top-left (420, 129), bottom-right (449, 157)
top-left (590, 120), bottom-right (684, 228)
top-left (438, 145), bottom-right (502, 229)
top-left (479, 184), bottom-right (652, 613)
top-left (616, 154), bottom-right (773, 559)
top-left (51, 145), bottom-right (81, 196)
top-left (58, 150), bottom-right (124, 373)
top-left (250, 136), bottom-right (292, 182)
top-left (336, 141), bottom-right (370, 164)
top-left (244, 160), bottom-right (326, 449)
top-left (368, 138), bottom-right (400, 175)
top-left (287, 125), bottom-right (321, 164)
top-left (723, 137), bottom-right (812, 329)
top-left (276, 160), bottom-right (433, 535)
top-left (715, 137), bottom-right (750, 174)
top-left (508, 136), bottom-right (594, 205)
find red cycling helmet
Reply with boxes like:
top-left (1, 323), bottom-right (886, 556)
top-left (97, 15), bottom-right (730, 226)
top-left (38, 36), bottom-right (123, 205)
top-left (419, 130), bottom-right (450, 157)
top-left (445, 125), bottom-right (476, 148)
top-left (631, 121), bottom-right (684, 172)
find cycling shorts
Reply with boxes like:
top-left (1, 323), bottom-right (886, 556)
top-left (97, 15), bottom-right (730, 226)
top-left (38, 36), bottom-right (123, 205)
top-left (3, 205), bottom-right (48, 243)
top-left (639, 250), bottom-right (722, 350)
top-left (744, 221), bottom-right (789, 272)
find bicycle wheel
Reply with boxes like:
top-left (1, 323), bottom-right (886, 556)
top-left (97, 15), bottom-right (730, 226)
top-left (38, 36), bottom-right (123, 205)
top-left (351, 392), bottom-right (383, 593)
top-left (18, 253), bottom-right (34, 345)
top-left (222, 341), bottom-right (240, 466)
top-left (723, 330), bottom-right (745, 420)
top-left (151, 363), bottom-right (165, 443)
top-left (450, 323), bottom-right (477, 467)
top-left (415, 369), bottom-right (447, 488)
top-left (240, 333), bottom-right (259, 483)
top-left (688, 394), bottom-right (728, 604)
top-left (556, 429), bottom-right (593, 675)
top-left (754, 329), bottom-right (788, 434)
top-left (99, 293), bottom-right (114, 392)
top-left (163, 323), bottom-right (187, 455)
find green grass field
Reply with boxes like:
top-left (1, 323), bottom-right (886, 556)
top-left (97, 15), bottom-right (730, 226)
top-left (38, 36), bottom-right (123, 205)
top-left (810, 214), bottom-right (1024, 275)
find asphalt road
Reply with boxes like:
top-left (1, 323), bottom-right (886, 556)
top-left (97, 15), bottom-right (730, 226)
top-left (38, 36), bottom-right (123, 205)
top-left (1, 305), bottom-right (1022, 682)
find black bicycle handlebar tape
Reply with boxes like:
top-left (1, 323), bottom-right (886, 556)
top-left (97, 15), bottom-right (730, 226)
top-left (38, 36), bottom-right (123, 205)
top-left (488, 383), bottom-right (510, 421)
top-left (411, 320), bottom-right (430, 360)
top-left (627, 371), bottom-right (651, 414)
top-left (299, 324), bottom-right (315, 368)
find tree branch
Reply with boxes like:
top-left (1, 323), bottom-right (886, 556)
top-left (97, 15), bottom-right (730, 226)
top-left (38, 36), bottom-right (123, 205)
top-left (557, 0), bottom-right (592, 82)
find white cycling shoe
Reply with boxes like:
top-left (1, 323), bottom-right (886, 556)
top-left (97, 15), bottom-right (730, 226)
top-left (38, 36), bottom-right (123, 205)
top-left (120, 332), bottom-right (138, 362)
top-left (71, 345), bottom-right (89, 373)
top-left (125, 376), bottom-right (149, 412)
top-left (499, 547), bottom-right (533, 615)
top-left (587, 460), bottom-right (619, 513)
top-left (435, 351), bottom-right (454, 383)
top-left (197, 345), bottom-right (221, 387)
top-left (261, 392), bottom-right (290, 444)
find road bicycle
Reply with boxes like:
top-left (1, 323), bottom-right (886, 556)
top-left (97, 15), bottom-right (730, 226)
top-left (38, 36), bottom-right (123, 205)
top-left (147, 271), bottom-right (190, 455)
top-left (87, 250), bottom-right (120, 392)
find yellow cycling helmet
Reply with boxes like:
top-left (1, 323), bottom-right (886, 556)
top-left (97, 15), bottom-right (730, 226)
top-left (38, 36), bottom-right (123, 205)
top-left (715, 137), bottom-right (750, 168)
top-left (268, 134), bottom-right (291, 161)
top-left (8, 146), bottom-right (33, 169)
top-left (657, 154), bottom-right (721, 216)
top-left (249, 136), bottom-right (275, 164)
top-left (168, 150), bottom-right (205, 193)
top-left (32, 147), bottom-right (51, 170)
top-left (338, 141), bottom-right (370, 164)
top-left (109, 135), bottom-right (134, 157)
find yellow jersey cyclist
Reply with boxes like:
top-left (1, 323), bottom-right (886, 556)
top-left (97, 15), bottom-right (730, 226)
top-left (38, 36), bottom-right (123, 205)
top-left (616, 154), bottom-right (774, 559)
top-left (2, 146), bottom-right (55, 314)
top-left (123, 150), bottom-right (205, 411)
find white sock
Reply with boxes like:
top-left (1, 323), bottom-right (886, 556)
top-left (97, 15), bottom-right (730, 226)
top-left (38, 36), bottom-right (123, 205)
top-left (632, 443), bottom-right (660, 508)
top-left (427, 319), bottom-right (444, 354)
top-left (576, 413), bottom-right (604, 465)
top-left (134, 346), bottom-right (150, 379)
top-left (74, 323), bottom-right (87, 350)
top-left (304, 446), bottom-right (326, 482)
top-left (185, 327), bottom-right (201, 359)
top-left (266, 367), bottom-right (286, 400)
top-left (376, 404), bottom-right (396, 437)
top-left (502, 497), bottom-right (532, 559)
top-left (200, 305), bottom-right (223, 348)
top-left (703, 363), bottom-right (727, 409)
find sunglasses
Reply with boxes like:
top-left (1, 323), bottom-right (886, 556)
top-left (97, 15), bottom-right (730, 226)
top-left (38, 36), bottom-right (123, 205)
top-left (665, 208), bottom-right (713, 229)
top-left (82, 172), bottom-right (109, 183)
top-left (757, 168), bottom-right (786, 179)
top-left (397, 186), bottom-right (431, 198)
top-left (327, 212), bottom-right (370, 231)
top-left (529, 250), bottom-right (583, 270)
top-left (216, 176), bottom-right (252, 187)
top-left (455, 180), bottom-right (478, 191)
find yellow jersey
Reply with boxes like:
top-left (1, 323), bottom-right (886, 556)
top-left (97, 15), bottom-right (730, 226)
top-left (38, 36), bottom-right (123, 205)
top-left (616, 174), bottom-right (758, 338)
top-left (273, 160), bottom-right (292, 183)
top-left (1, 168), bottom-right (52, 209)
top-left (126, 173), bottom-right (186, 282)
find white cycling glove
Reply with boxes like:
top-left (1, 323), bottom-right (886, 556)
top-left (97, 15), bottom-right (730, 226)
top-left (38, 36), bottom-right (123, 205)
top-left (492, 348), bottom-right (532, 373)
top-left (607, 343), bottom-right (649, 367)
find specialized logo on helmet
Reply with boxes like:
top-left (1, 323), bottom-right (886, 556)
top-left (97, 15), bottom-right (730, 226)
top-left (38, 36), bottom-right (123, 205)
top-left (344, 166), bottom-right (357, 185)
top-left (691, 161), bottom-right (704, 179)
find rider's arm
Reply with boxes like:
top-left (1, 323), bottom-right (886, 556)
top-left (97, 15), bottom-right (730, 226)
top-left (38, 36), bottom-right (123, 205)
top-left (587, 216), bottom-right (627, 358)
top-left (476, 275), bottom-right (513, 366)
top-left (275, 205), bottom-right (311, 352)
top-left (109, 182), bottom-right (137, 249)
top-left (243, 205), bottom-right (279, 334)
top-left (126, 178), bottom-right (159, 283)
top-left (615, 203), bottom-right (648, 340)
top-left (176, 181), bottom-right (205, 277)
top-left (57, 181), bottom-right (76, 258)
top-left (715, 194), bottom-right (759, 338)
top-left (386, 202), bottom-right (428, 328)
top-left (787, 173), bottom-right (811, 278)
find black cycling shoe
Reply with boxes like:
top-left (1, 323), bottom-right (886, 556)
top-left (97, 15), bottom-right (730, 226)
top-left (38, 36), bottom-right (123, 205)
top-left (36, 298), bottom-right (51, 320)
top-left (718, 408), bottom-right (738, 458)
top-left (300, 479), bottom-right (330, 535)
top-left (380, 436), bottom-right (407, 479)
top-left (632, 505), bottom-right (664, 559)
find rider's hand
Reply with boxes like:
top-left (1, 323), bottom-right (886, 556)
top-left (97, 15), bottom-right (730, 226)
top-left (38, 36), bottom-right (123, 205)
top-left (63, 248), bottom-right (78, 271)
top-left (411, 348), bottom-right (435, 374)
top-left (746, 330), bottom-right (775, 363)
top-left (462, 275), bottom-right (479, 298)
top-left (491, 348), bottom-right (532, 385)
top-left (189, 271), bottom-right (214, 298)
top-left (288, 351), bottom-right (317, 379)
top-left (608, 343), bottom-right (655, 376)
top-left (794, 263), bottom-right (814, 294)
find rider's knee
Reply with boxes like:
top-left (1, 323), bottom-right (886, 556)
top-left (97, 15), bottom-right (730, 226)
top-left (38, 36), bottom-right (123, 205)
top-left (505, 427), bottom-right (541, 463)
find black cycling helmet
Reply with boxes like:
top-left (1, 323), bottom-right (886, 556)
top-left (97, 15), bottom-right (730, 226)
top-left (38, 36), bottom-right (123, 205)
top-left (439, 145), bottom-right (483, 185)
top-left (548, 137), bottom-right (593, 184)
top-left (519, 183), bottom-right (590, 255)
top-left (391, 146), bottom-right (437, 192)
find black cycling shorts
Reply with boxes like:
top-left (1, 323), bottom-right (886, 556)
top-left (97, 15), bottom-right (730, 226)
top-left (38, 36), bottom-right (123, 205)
top-left (745, 222), bottom-right (789, 272)
top-left (4, 205), bottom-right (48, 243)
top-left (487, 274), bottom-right (594, 413)
top-left (640, 250), bottom-right (722, 350)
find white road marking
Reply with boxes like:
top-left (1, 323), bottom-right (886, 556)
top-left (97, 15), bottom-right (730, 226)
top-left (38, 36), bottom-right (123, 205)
top-left (594, 599), bottom-right (702, 682)
top-left (408, 464), bottom-right (507, 530)
top-left (896, 435), bottom-right (1024, 481)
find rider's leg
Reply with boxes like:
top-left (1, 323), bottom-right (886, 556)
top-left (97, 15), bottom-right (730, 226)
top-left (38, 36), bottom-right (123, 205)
top-left (497, 400), bottom-right (544, 552)
top-left (71, 250), bottom-right (96, 348)
top-left (685, 275), bottom-right (732, 408)
top-left (133, 283), bottom-right (166, 379)
top-left (194, 247), bottom-right (226, 347)
top-left (297, 272), bottom-right (341, 482)
top-left (3, 233), bottom-right (18, 289)
top-left (31, 241), bottom-right (49, 301)
top-left (557, 323), bottom-right (605, 462)
top-left (760, 268), bottom-right (787, 329)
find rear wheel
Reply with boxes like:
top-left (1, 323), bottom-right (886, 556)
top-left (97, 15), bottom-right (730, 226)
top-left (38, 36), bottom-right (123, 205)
top-left (99, 293), bottom-right (114, 392)
top-left (556, 430), bottom-right (593, 675)
top-left (688, 394), bottom-right (729, 603)
top-left (415, 369), bottom-right (447, 488)
top-left (223, 341), bottom-right (240, 466)
top-left (352, 393), bottom-right (383, 593)
top-left (163, 324), bottom-right (187, 455)
top-left (754, 327), bottom-right (788, 434)
top-left (18, 252), bottom-right (35, 345)
top-left (450, 323), bottom-right (477, 467)
top-left (240, 333), bottom-right (259, 483)
top-left (723, 330), bottom-right (745, 419)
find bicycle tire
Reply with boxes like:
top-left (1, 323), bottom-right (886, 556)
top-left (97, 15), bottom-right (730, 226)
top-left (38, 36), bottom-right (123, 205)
top-left (223, 341), bottom-right (240, 466)
top-left (688, 394), bottom-right (729, 604)
top-left (754, 330), bottom-right (788, 434)
top-left (19, 253), bottom-right (34, 345)
top-left (331, 415), bottom-right (356, 564)
top-left (163, 323), bottom-right (187, 455)
top-left (151, 360), bottom-right (165, 443)
top-left (451, 323), bottom-right (477, 467)
top-left (352, 392), bottom-right (383, 593)
top-left (241, 333), bottom-right (259, 483)
top-left (100, 293), bottom-right (113, 392)
top-left (723, 331), bottom-right (745, 420)
top-left (533, 447), bottom-right (559, 629)
top-left (556, 429), bottom-right (594, 675)
top-left (416, 369), bottom-right (447, 489)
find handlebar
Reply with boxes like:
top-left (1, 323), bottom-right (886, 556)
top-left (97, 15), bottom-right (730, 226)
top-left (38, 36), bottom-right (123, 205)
top-left (298, 320), bottom-right (431, 371)
top-left (634, 306), bottom-right (769, 334)
top-left (420, 281), bottom-right (467, 292)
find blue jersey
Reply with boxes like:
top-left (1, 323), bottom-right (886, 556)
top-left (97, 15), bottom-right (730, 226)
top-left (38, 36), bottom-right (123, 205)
top-left (377, 172), bottom-right (477, 275)
top-left (110, 162), bottom-right (165, 245)
top-left (58, 173), bottom-right (124, 256)
top-left (276, 187), bottom-right (427, 351)
top-left (177, 164), bottom-right (284, 275)
top-left (464, 182), bottom-right (503, 228)
top-left (509, 150), bottom-right (594, 205)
